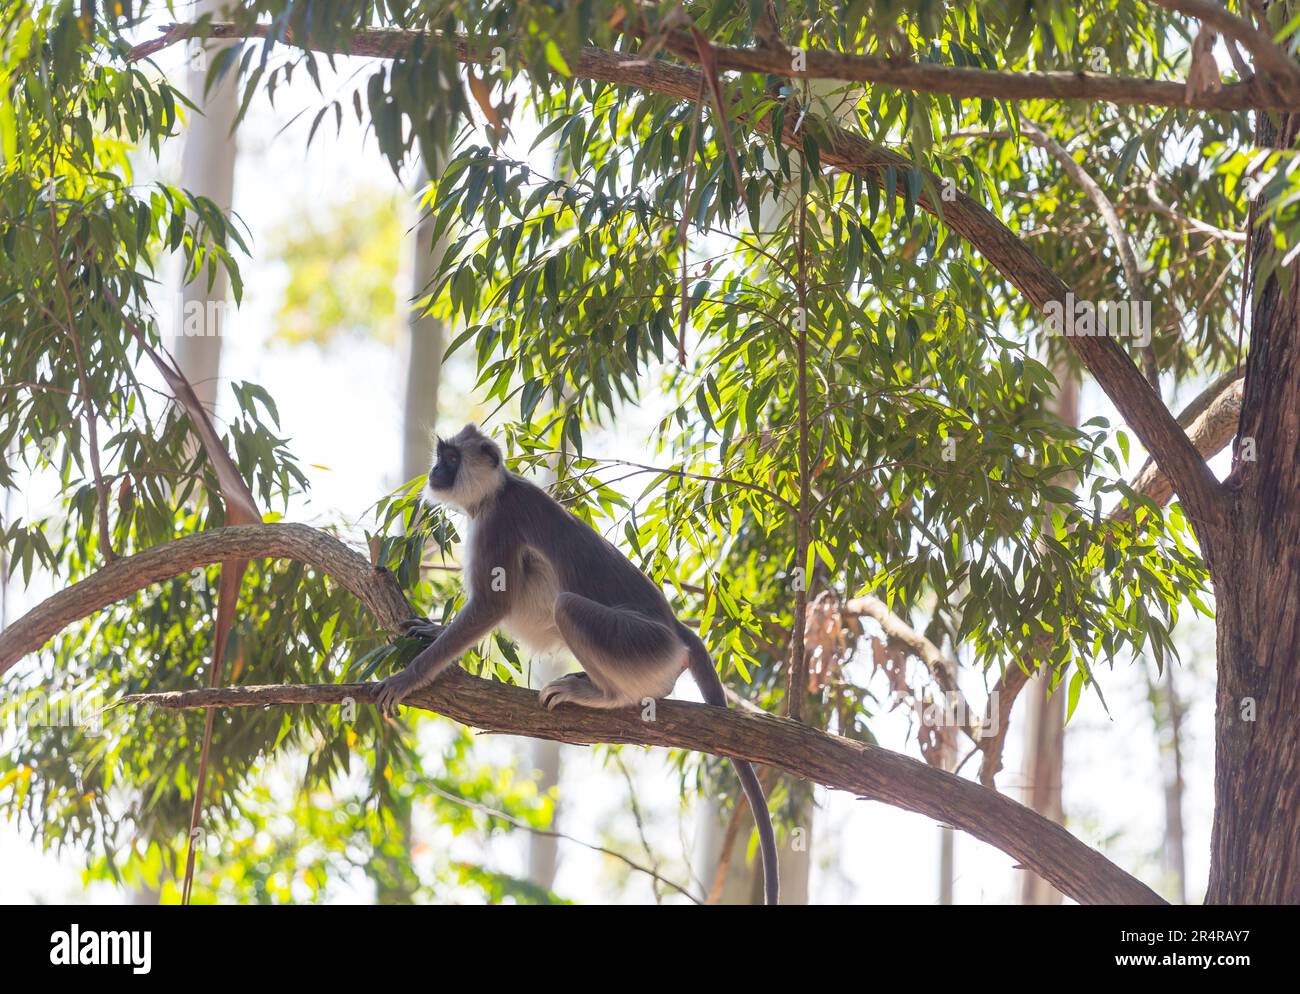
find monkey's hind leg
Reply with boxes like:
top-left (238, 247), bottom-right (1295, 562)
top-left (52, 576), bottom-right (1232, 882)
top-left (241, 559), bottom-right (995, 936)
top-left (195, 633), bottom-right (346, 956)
top-left (541, 593), bottom-right (685, 710)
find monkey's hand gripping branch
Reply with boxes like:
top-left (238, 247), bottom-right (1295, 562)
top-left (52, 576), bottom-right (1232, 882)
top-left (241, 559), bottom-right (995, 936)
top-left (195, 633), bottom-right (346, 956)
top-left (371, 616), bottom-right (449, 716)
top-left (0, 523), bottom-right (1165, 907)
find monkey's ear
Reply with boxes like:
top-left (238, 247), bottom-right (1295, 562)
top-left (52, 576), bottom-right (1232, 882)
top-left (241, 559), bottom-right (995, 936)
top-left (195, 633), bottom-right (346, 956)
top-left (481, 441), bottom-right (500, 467)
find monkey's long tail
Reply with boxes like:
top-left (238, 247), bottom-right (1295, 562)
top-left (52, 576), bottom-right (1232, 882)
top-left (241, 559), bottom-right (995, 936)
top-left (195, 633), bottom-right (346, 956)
top-left (680, 626), bottom-right (780, 906)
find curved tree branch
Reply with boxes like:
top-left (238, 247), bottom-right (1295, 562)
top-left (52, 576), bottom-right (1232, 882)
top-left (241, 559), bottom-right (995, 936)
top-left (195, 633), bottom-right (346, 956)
top-left (1112, 373), bottom-right (1244, 522)
top-left (128, 22), bottom-right (1300, 113)
top-left (121, 676), bottom-right (1162, 905)
top-left (0, 523), bottom-right (413, 677)
top-left (4, 522), bottom-right (1162, 904)
top-left (653, 23), bottom-right (1300, 113)
top-left (977, 660), bottom-right (1034, 788)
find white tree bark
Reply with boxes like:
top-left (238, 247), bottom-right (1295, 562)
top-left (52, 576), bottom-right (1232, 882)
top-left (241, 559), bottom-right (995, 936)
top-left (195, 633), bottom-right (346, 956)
top-left (522, 450), bottom-right (565, 891)
top-left (697, 793), bottom-right (812, 904)
top-left (1018, 370), bottom-right (1078, 905)
top-left (525, 655), bottom-right (564, 891)
top-left (401, 159), bottom-right (448, 483)
top-left (169, 0), bottom-right (239, 415)
top-left (938, 825), bottom-right (955, 904)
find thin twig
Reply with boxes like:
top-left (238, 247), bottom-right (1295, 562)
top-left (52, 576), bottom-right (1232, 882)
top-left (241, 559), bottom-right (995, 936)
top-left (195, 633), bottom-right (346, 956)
top-left (1021, 121), bottom-right (1159, 389)
top-left (557, 455), bottom-right (796, 511)
top-left (425, 782), bottom-right (702, 904)
top-left (613, 754), bottom-right (664, 904)
top-left (1145, 176), bottom-right (1246, 242)
top-left (677, 76), bottom-right (706, 367)
top-left (45, 208), bottom-right (116, 563)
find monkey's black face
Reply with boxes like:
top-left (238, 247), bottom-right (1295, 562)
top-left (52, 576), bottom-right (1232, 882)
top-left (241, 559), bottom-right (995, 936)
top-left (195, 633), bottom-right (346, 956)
top-left (428, 440), bottom-right (461, 491)
top-left (423, 425), bottom-right (505, 513)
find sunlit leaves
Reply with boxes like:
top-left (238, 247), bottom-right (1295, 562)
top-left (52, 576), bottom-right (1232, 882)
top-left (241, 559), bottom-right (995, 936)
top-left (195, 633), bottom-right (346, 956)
top-left (1, 0), bottom-right (1237, 892)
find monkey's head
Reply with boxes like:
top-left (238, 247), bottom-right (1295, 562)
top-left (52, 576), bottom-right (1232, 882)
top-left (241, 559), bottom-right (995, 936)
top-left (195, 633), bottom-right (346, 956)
top-left (424, 424), bottom-right (505, 514)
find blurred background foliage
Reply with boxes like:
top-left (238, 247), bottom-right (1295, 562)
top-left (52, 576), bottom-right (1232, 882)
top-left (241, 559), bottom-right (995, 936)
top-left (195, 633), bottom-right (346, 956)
top-left (268, 188), bottom-right (404, 347)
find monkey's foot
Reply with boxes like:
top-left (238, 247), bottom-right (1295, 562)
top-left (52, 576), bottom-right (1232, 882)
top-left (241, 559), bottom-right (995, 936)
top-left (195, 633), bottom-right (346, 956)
top-left (539, 672), bottom-right (600, 710)
top-left (398, 616), bottom-right (444, 642)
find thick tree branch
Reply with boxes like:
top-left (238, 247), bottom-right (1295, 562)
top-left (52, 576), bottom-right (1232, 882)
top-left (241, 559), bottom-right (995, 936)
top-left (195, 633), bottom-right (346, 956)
top-left (978, 660), bottom-right (1034, 788)
top-left (126, 21), bottom-right (1300, 114)
top-left (128, 22), bottom-right (1226, 536)
top-left (656, 28), bottom-right (1300, 113)
top-left (5, 522), bottom-right (1161, 904)
top-left (0, 523), bottom-right (413, 677)
top-left (656, 25), bottom-right (1300, 113)
top-left (1112, 373), bottom-right (1244, 522)
top-left (123, 676), bottom-right (1161, 904)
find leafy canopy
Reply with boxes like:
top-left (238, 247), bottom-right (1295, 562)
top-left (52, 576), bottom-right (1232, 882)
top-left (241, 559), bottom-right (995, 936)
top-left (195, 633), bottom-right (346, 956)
top-left (0, 0), bottom-right (1257, 895)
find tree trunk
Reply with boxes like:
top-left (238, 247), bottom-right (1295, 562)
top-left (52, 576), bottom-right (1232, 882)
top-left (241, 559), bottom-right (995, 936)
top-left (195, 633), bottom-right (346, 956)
top-left (1205, 108), bottom-right (1300, 904)
top-left (1159, 664), bottom-right (1188, 904)
top-left (0, 479), bottom-right (10, 629)
top-left (695, 82), bottom-right (848, 903)
top-left (698, 785), bottom-right (811, 905)
top-left (1019, 672), bottom-right (1066, 904)
top-left (397, 161), bottom-right (449, 485)
top-left (525, 655), bottom-right (563, 891)
top-left (1018, 370), bottom-right (1077, 905)
top-left (401, 160), bottom-right (447, 483)
top-left (522, 431), bottom-right (565, 892)
top-left (170, 0), bottom-right (238, 414)
top-left (938, 825), bottom-right (955, 905)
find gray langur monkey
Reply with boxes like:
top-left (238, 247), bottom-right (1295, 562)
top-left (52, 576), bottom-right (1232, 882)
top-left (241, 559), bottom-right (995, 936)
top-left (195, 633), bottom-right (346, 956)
top-left (375, 424), bottom-right (779, 905)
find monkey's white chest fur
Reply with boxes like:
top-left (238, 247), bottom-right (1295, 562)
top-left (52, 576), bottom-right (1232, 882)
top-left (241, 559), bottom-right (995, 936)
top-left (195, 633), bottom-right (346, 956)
top-left (505, 553), bottom-right (566, 653)
top-left (461, 518), bottom-right (565, 654)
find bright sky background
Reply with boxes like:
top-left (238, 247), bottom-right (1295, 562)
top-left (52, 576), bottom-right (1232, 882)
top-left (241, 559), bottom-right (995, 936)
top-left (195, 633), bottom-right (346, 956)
top-left (0, 7), bottom-right (1227, 904)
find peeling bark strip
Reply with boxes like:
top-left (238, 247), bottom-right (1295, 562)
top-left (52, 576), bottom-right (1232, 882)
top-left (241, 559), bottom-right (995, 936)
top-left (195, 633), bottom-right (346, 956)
top-left (3, 523), bottom-right (1161, 905)
top-left (1150, 0), bottom-right (1300, 99)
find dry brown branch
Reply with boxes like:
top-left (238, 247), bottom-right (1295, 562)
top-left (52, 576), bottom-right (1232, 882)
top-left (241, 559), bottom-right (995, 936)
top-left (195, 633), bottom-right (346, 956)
top-left (1150, 0), bottom-right (1300, 101)
top-left (123, 673), bottom-right (1161, 905)
top-left (978, 659), bottom-right (1034, 788)
top-left (125, 21), bottom-right (1300, 113)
